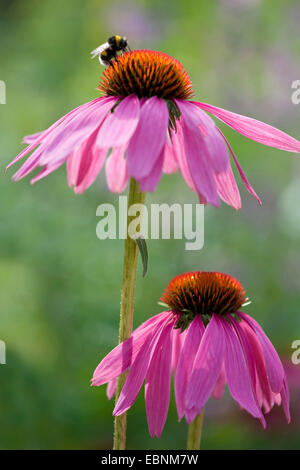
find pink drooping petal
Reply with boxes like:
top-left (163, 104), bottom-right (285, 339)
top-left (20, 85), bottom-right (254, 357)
top-left (66, 129), bottom-right (108, 194)
top-left (171, 327), bottom-right (186, 373)
top-left (39, 97), bottom-right (117, 167)
top-left (280, 376), bottom-right (291, 423)
top-left (30, 161), bottom-right (65, 184)
top-left (106, 379), bottom-right (117, 400)
top-left (145, 320), bottom-right (174, 438)
top-left (274, 393), bottom-right (282, 407)
top-left (238, 312), bottom-right (285, 394)
top-left (214, 164), bottom-right (241, 210)
top-left (126, 97), bottom-right (169, 179)
top-left (239, 319), bottom-right (273, 411)
top-left (170, 121), bottom-right (196, 192)
top-left (67, 148), bottom-right (81, 188)
top-left (240, 319), bottom-right (290, 422)
top-left (96, 95), bottom-right (140, 148)
top-left (105, 147), bottom-right (128, 193)
top-left (230, 316), bottom-right (267, 414)
top-left (113, 334), bottom-right (156, 416)
top-left (7, 96), bottom-right (107, 170)
top-left (69, 130), bottom-right (98, 185)
top-left (175, 316), bottom-right (205, 420)
top-left (194, 101), bottom-right (300, 153)
top-left (91, 312), bottom-right (169, 386)
top-left (218, 129), bottom-right (262, 205)
top-left (22, 131), bottom-right (44, 145)
top-left (114, 314), bottom-right (172, 416)
top-left (12, 146), bottom-right (44, 181)
top-left (176, 99), bottom-right (229, 173)
top-left (261, 390), bottom-right (280, 414)
top-left (181, 120), bottom-right (219, 207)
top-left (163, 140), bottom-right (178, 174)
top-left (212, 363), bottom-right (226, 400)
top-left (220, 317), bottom-right (265, 425)
top-left (185, 407), bottom-right (198, 424)
top-left (74, 147), bottom-right (108, 194)
top-left (175, 99), bottom-right (217, 132)
top-left (138, 148), bottom-right (164, 192)
top-left (185, 314), bottom-right (224, 412)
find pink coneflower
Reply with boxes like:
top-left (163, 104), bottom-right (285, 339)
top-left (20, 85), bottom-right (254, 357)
top-left (92, 271), bottom-right (290, 438)
top-left (7, 50), bottom-right (300, 209)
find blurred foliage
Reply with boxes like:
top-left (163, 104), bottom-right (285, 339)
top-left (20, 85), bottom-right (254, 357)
top-left (0, 0), bottom-right (300, 450)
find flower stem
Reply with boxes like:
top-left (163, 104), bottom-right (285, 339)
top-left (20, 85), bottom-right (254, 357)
top-left (186, 409), bottom-right (204, 450)
top-left (113, 178), bottom-right (146, 450)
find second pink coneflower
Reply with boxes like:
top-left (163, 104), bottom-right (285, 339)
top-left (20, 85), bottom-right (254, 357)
top-left (7, 50), bottom-right (300, 209)
top-left (92, 271), bottom-right (290, 439)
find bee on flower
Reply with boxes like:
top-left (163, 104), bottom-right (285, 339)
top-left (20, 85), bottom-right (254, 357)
top-left (7, 44), bottom-right (300, 209)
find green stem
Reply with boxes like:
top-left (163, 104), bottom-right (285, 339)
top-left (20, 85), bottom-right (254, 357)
top-left (113, 178), bottom-right (146, 450)
top-left (186, 409), bottom-right (204, 450)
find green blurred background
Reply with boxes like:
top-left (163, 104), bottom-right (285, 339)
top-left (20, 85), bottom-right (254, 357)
top-left (0, 0), bottom-right (300, 450)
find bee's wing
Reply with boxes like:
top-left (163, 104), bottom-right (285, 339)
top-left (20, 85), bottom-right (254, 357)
top-left (90, 42), bottom-right (109, 59)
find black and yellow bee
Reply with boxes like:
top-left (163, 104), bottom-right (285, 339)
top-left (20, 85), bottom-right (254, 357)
top-left (91, 35), bottom-right (130, 66)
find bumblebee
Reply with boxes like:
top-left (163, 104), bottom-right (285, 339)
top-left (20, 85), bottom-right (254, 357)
top-left (91, 35), bottom-right (130, 66)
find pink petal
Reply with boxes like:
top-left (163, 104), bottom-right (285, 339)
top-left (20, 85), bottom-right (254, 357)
top-left (114, 314), bottom-right (172, 416)
top-left (96, 95), bottom-right (140, 148)
top-left (67, 143), bottom-right (88, 188)
top-left (218, 129), bottom-right (262, 205)
top-left (7, 96), bottom-right (107, 170)
top-left (170, 121), bottom-right (196, 192)
top-left (91, 312), bottom-right (169, 386)
top-left (194, 101), bottom-right (300, 153)
top-left (212, 364), bottom-right (226, 400)
top-left (69, 130), bottom-right (98, 186)
top-left (181, 120), bottom-right (219, 207)
top-left (105, 147), bottom-right (128, 193)
top-left (185, 314), bottom-right (224, 412)
top-left (12, 146), bottom-right (44, 181)
top-left (126, 97), bottom-right (169, 179)
top-left (239, 319), bottom-right (273, 411)
top-left (220, 317), bottom-right (265, 424)
top-left (171, 327), bottom-right (186, 372)
top-left (113, 334), bottom-right (155, 416)
top-left (30, 161), bottom-right (64, 184)
top-left (163, 140), bottom-right (178, 174)
top-left (106, 379), bottom-right (117, 400)
top-left (175, 316), bottom-right (205, 420)
top-left (138, 149), bottom-right (163, 192)
top-left (39, 97), bottom-right (117, 167)
top-left (280, 376), bottom-right (291, 423)
top-left (185, 407), bottom-right (199, 424)
top-left (176, 99), bottom-right (229, 173)
top-left (238, 312), bottom-right (285, 394)
top-left (145, 320), bottom-right (174, 438)
top-left (66, 130), bottom-right (108, 194)
top-left (74, 147), bottom-right (108, 194)
top-left (230, 316), bottom-right (269, 415)
top-left (22, 131), bottom-right (44, 145)
top-left (215, 164), bottom-right (241, 210)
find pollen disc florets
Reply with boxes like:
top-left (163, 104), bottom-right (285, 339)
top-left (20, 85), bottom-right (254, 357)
top-left (99, 50), bottom-right (193, 100)
top-left (161, 271), bottom-right (247, 317)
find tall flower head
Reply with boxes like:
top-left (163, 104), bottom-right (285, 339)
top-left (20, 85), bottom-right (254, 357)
top-left (7, 49), bottom-right (300, 208)
top-left (92, 271), bottom-right (290, 438)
